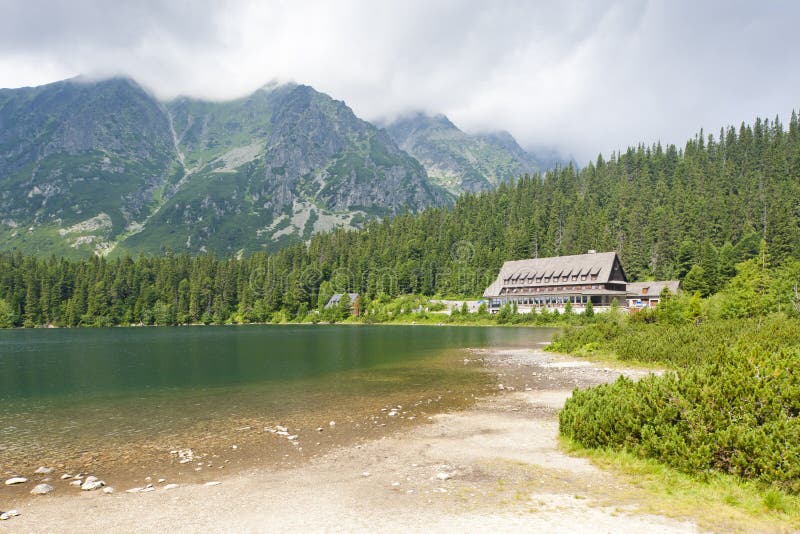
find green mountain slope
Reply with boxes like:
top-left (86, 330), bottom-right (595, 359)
top-left (385, 112), bottom-right (559, 194)
top-left (0, 78), bottom-right (450, 257)
top-left (0, 77), bottom-right (177, 256)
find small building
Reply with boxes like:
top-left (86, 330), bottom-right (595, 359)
top-left (626, 280), bottom-right (680, 309)
top-left (325, 293), bottom-right (360, 315)
top-left (482, 251), bottom-right (680, 313)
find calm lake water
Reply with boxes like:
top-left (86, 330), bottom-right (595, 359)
top-left (0, 325), bottom-right (556, 482)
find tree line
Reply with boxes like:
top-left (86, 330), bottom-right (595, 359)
top-left (1, 112), bottom-right (800, 327)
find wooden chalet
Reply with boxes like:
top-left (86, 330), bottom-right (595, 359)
top-left (482, 251), bottom-right (680, 313)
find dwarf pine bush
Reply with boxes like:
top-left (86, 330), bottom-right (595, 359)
top-left (559, 315), bottom-right (800, 492)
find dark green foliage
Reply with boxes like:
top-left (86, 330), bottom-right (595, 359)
top-left (559, 316), bottom-right (800, 493)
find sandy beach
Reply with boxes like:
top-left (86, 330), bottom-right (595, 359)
top-left (1, 347), bottom-right (698, 533)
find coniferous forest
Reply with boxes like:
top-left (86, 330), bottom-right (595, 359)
top-left (1, 113), bottom-right (800, 327)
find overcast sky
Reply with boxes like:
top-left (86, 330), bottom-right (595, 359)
top-left (1, 0), bottom-right (797, 161)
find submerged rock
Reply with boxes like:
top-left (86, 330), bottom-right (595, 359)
top-left (4, 477), bottom-right (27, 485)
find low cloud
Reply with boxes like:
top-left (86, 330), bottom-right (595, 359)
top-left (1, 0), bottom-right (798, 161)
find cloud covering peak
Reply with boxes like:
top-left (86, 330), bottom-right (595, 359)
top-left (1, 0), bottom-right (798, 161)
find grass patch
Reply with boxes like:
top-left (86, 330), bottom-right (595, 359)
top-left (560, 436), bottom-right (800, 532)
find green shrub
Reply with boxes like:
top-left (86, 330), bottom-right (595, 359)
top-left (559, 316), bottom-right (800, 493)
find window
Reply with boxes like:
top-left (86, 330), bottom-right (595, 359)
top-left (581, 275), bottom-right (587, 281)
top-left (571, 275), bottom-right (578, 281)
top-left (590, 274), bottom-right (598, 281)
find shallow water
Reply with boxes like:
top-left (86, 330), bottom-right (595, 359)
top-left (0, 325), bottom-right (556, 484)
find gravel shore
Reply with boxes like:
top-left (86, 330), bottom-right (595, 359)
top-left (1, 347), bottom-right (697, 533)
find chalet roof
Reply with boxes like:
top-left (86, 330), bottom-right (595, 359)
top-left (483, 252), bottom-right (622, 297)
top-left (626, 280), bottom-right (680, 297)
top-left (325, 293), bottom-right (359, 309)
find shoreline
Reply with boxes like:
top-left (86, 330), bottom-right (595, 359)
top-left (0, 315), bottom-right (580, 330)
top-left (1, 346), bottom-right (701, 532)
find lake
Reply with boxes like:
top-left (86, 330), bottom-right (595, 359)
top-left (0, 325), bottom-right (556, 487)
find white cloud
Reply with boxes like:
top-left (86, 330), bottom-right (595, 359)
top-left (1, 0), bottom-right (798, 161)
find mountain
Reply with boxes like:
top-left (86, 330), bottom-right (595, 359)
top-left (385, 112), bottom-right (560, 194)
top-left (0, 77), bottom-right (449, 257)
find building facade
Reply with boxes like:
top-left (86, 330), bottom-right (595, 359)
top-left (625, 280), bottom-right (681, 309)
top-left (483, 251), bottom-right (679, 313)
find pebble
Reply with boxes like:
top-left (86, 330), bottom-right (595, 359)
top-left (361, 471), bottom-right (371, 477)
top-left (81, 476), bottom-right (106, 491)
top-left (30, 483), bottom-right (54, 495)
top-left (204, 481), bottom-right (222, 487)
top-left (4, 477), bottom-right (27, 485)
top-left (391, 482), bottom-right (401, 487)
top-left (34, 466), bottom-right (54, 475)
top-left (436, 472), bottom-right (452, 481)
top-left (69, 480), bottom-right (82, 487)
top-left (60, 474), bottom-right (72, 480)
top-left (103, 487), bottom-right (115, 494)
top-left (329, 421), bottom-right (336, 427)
top-left (316, 427), bottom-right (324, 432)
top-left (126, 487), bottom-right (144, 493)
top-left (158, 478), bottom-right (166, 483)
top-left (171, 448), bottom-right (196, 464)
top-left (163, 483), bottom-right (179, 490)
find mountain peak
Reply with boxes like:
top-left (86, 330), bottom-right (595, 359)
top-left (385, 113), bottom-right (555, 194)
